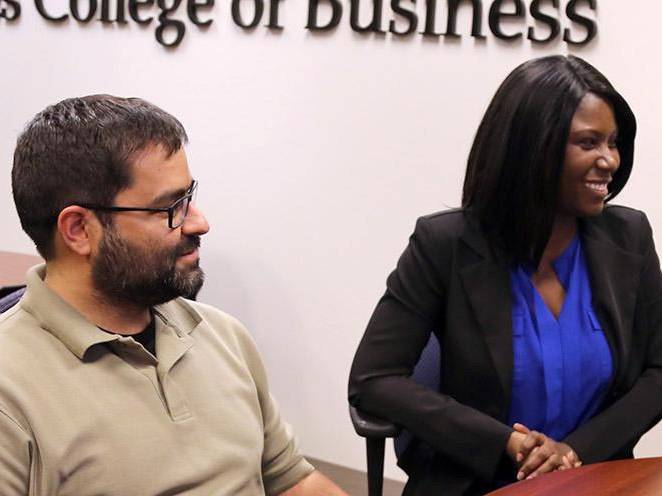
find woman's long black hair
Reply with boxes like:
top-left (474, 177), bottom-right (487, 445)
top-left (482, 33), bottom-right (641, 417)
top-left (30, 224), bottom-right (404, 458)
top-left (462, 55), bottom-right (636, 266)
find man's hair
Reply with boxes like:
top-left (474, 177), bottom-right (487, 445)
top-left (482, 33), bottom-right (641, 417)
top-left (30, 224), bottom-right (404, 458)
top-left (12, 95), bottom-right (188, 260)
top-left (462, 55), bottom-right (636, 266)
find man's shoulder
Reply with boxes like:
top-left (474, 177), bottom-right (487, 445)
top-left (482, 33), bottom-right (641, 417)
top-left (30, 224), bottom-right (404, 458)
top-left (169, 298), bottom-right (274, 386)
top-left (170, 298), bottom-right (246, 330)
top-left (0, 303), bottom-right (45, 346)
top-left (0, 304), bottom-right (66, 422)
top-left (166, 298), bottom-right (261, 358)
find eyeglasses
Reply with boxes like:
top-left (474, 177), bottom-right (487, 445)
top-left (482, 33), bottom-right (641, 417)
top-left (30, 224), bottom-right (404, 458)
top-left (77, 180), bottom-right (198, 229)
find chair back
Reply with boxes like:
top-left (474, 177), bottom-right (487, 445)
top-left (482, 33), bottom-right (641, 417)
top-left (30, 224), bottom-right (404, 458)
top-left (0, 286), bottom-right (26, 314)
top-left (394, 333), bottom-right (441, 459)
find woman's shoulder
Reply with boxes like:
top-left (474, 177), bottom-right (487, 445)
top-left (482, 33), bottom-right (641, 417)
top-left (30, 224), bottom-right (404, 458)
top-left (602, 204), bottom-right (646, 221)
top-left (413, 208), bottom-right (487, 255)
top-left (585, 204), bottom-right (652, 252)
top-left (594, 204), bottom-right (648, 231)
top-left (416, 207), bottom-right (473, 233)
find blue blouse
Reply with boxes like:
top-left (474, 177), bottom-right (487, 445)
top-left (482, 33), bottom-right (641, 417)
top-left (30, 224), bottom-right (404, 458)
top-left (507, 236), bottom-right (613, 441)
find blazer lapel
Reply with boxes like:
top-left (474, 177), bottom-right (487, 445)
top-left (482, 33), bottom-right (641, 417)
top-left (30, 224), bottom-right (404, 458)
top-left (454, 214), bottom-right (643, 415)
top-left (458, 221), bottom-right (513, 410)
top-left (581, 218), bottom-right (643, 388)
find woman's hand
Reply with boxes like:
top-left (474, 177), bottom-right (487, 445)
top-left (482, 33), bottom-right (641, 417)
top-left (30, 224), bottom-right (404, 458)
top-left (510, 423), bottom-right (581, 480)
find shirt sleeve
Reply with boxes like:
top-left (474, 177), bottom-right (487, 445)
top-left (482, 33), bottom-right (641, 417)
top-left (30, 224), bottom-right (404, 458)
top-left (232, 321), bottom-right (315, 495)
top-left (0, 407), bottom-right (32, 495)
top-left (260, 391), bottom-right (315, 495)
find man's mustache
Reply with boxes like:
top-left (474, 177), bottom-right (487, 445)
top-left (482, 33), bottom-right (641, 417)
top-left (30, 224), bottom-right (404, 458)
top-left (176, 236), bottom-right (201, 256)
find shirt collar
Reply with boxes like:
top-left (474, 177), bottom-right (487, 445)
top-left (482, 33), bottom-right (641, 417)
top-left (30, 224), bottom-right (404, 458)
top-left (20, 264), bottom-right (202, 360)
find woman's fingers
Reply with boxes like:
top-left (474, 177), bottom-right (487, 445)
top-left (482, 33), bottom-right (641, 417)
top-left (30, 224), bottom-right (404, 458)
top-left (564, 449), bottom-right (582, 468)
top-left (517, 430), bottom-right (545, 463)
top-left (513, 423), bottom-right (530, 434)
top-left (526, 454), bottom-right (561, 480)
top-left (517, 444), bottom-right (550, 480)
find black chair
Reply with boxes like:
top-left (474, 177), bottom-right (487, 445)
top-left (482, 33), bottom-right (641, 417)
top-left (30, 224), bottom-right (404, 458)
top-left (0, 286), bottom-right (26, 313)
top-left (349, 405), bottom-right (400, 496)
top-left (350, 334), bottom-right (441, 496)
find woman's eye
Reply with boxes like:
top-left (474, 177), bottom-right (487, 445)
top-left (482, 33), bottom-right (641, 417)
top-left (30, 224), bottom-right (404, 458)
top-left (579, 138), bottom-right (596, 149)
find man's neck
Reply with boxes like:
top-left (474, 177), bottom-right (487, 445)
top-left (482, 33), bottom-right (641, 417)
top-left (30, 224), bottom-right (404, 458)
top-left (44, 261), bottom-right (152, 335)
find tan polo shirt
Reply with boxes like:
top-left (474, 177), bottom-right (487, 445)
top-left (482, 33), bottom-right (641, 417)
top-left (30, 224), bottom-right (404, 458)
top-left (0, 265), bottom-right (314, 495)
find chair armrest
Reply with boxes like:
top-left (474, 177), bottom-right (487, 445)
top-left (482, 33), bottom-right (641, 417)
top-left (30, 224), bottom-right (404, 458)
top-left (349, 405), bottom-right (401, 438)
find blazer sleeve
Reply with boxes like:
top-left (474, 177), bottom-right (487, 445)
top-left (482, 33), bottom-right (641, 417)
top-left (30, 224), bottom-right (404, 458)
top-left (564, 211), bottom-right (662, 462)
top-left (348, 215), bottom-right (513, 483)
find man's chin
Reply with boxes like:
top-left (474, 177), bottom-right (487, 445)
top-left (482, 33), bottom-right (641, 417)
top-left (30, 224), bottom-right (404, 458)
top-left (175, 267), bottom-right (205, 300)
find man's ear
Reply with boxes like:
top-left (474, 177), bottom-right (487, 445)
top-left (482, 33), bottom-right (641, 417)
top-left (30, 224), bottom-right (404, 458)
top-left (56, 206), bottom-right (101, 257)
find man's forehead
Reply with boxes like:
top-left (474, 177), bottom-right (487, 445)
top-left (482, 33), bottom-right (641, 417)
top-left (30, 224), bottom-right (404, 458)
top-left (118, 145), bottom-right (192, 201)
top-left (130, 143), bottom-right (188, 170)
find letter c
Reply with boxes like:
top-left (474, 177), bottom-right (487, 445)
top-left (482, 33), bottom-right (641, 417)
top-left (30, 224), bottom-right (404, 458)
top-left (34, 0), bottom-right (69, 21)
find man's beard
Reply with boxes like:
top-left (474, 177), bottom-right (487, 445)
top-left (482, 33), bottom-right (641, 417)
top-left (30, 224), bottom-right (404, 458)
top-left (91, 226), bottom-right (205, 308)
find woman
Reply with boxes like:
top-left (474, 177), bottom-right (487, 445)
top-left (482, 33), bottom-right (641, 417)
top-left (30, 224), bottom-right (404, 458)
top-left (349, 55), bottom-right (662, 495)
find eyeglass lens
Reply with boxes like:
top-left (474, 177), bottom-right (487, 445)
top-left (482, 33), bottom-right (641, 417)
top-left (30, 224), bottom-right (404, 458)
top-left (171, 184), bottom-right (198, 228)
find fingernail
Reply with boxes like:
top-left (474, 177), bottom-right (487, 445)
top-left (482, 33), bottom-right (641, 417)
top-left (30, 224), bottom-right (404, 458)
top-left (517, 454), bottom-right (523, 462)
top-left (517, 472), bottom-right (524, 480)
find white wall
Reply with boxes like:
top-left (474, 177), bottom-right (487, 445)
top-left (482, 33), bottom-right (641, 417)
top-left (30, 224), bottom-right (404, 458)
top-left (1, 0), bottom-right (661, 481)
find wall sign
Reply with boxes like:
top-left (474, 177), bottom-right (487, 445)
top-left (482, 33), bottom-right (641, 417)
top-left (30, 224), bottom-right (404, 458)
top-left (0, 0), bottom-right (597, 48)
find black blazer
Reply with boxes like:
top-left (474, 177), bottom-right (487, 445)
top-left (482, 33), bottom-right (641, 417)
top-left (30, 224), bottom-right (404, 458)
top-left (349, 206), bottom-right (662, 495)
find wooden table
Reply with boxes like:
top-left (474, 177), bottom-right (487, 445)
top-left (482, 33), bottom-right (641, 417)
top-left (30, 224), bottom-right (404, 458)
top-left (487, 457), bottom-right (662, 496)
top-left (0, 250), bottom-right (42, 287)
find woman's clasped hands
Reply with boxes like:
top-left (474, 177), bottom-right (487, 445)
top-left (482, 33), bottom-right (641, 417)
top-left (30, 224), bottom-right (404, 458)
top-left (506, 423), bottom-right (582, 481)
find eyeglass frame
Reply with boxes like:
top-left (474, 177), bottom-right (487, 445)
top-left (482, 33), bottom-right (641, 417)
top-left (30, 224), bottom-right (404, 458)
top-left (75, 180), bottom-right (198, 229)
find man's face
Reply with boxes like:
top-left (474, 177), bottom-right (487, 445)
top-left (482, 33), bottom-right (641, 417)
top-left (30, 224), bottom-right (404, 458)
top-left (90, 145), bottom-right (210, 307)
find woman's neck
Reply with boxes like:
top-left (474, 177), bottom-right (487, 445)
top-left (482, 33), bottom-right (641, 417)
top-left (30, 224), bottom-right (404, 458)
top-left (538, 214), bottom-right (578, 270)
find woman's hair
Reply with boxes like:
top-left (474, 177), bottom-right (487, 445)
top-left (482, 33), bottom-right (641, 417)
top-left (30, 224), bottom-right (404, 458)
top-left (461, 55), bottom-right (636, 266)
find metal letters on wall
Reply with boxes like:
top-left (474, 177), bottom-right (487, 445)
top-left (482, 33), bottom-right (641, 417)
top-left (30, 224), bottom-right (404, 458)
top-left (0, 0), bottom-right (598, 49)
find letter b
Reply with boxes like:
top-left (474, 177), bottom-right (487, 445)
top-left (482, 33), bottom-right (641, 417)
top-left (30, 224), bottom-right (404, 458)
top-left (306, 0), bottom-right (341, 30)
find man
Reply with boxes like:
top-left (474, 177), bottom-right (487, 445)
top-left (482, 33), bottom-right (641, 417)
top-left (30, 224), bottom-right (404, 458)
top-left (2, 95), bottom-right (346, 495)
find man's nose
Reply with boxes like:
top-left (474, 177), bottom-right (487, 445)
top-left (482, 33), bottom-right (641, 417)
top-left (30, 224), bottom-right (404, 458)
top-left (182, 203), bottom-right (210, 236)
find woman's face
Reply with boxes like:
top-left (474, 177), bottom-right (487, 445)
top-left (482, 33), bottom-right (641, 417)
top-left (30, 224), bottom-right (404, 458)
top-left (557, 93), bottom-right (620, 218)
